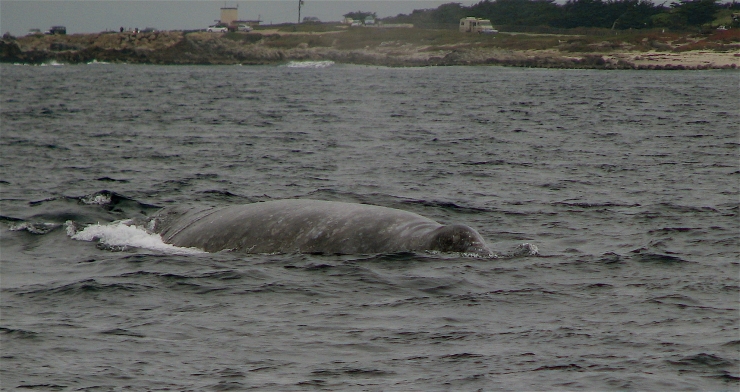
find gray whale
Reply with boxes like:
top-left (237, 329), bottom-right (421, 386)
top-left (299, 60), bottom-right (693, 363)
top-left (150, 199), bottom-right (492, 256)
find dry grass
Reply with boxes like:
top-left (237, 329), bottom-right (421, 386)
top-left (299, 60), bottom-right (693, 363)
top-left (270, 23), bottom-right (345, 33)
top-left (222, 32), bottom-right (264, 44)
top-left (706, 28), bottom-right (740, 43)
top-left (6, 24), bottom-right (738, 67)
top-left (14, 31), bottom-right (183, 52)
top-left (260, 34), bottom-right (335, 48)
top-left (15, 25), bottom-right (737, 54)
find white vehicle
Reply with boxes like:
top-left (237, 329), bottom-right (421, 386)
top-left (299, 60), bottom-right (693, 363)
top-left (459, 17), bottom-right (498, 34)
top-left (237, 24), bottom-right (253, 32)
top-left (207, 25), bottom-right (228, 33)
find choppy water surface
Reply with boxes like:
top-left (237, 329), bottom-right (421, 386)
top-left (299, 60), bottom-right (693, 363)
top-left (1, 63), bottom-right (738, 391)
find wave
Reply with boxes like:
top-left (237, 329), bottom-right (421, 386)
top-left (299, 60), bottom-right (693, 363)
top-left (632, 252), bottom-right (689, 264)
top-left (10, 278), bottom-right (156, 300)
top-left (79, 192), bottom-right (114, 206)
top-left (8, 190), bottom-right (162, 228)
top-left (552, 201), bottom-right (641, 208)
top-left (39, 60), bottom-right (65, 66)
top-left (28, 190), bottom-right (159, 209)
top-left (285, 60), bottom-right (335, 69)
top-left (69, 220), bottom-right (205, 255)
top-left (668, 353), bottom-right (734, 368)
top-left (506, 243), bottom-right (539, 257)
top-left (0, 326), bottom-right (39, 339)
top-left (8, 221), bottom-right (61, 234)
top-left (400, 198), bottom-right (491, 213)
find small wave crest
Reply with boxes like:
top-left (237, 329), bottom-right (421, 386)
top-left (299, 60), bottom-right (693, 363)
top-left (9, 222), bottom-right (61, 234)
top-left (80, 192), bottom-right (113, 205)
top-left (285, 60), bottom-right (335, 69)
top-left (512, 243), bottom-right (539, 256)
top-left (40, 60), bottom-right (65, 66)
top-left (484, 243), bottom-right (540, 259)
top-left (453, 243), bottom-right (539, 259)
top-left (68, 220), bottom-right (205, 255)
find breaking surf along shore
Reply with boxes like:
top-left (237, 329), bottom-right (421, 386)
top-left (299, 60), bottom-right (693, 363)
top-left (2, 27), bottom-right (738, 69)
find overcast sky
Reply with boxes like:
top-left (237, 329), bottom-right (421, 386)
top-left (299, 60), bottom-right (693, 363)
top-left (1, 1), bottom-right (486, 35)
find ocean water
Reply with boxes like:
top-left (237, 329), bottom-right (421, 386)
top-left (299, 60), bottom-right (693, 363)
top-left (1, 62), bottom-right (738, 391)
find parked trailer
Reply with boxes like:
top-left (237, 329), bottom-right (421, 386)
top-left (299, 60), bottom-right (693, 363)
top-left (47, 26), bottom-right (67, 35)
top-left (459, 17), bottom-right (497, 34)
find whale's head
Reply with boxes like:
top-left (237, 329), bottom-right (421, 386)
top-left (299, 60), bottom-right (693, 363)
top-left (427, 224), bottom-right (492, 257)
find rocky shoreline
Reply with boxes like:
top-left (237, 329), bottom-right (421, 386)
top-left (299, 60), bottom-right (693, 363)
top-left (2, 30), bottom-right (738, 69)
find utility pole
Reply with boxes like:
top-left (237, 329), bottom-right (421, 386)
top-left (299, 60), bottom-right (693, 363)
top-left (298, 0), bottom-right (304, 24)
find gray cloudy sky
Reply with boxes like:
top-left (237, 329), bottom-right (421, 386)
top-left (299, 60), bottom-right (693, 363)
top-left (1, 1), bottom-right (480, 35)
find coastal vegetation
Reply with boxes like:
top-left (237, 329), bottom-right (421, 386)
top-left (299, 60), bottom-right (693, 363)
top-left (1, 0), bottom-right (738, 69)
top-left (385, 0), bottom-right (738, 31)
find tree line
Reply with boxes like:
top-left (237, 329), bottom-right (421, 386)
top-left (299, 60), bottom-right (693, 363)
top-left (382, 0), bottom-right (738, 30)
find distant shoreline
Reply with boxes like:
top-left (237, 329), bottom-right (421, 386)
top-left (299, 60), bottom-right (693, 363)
top-left (2, 29), bottom-right (738, 69)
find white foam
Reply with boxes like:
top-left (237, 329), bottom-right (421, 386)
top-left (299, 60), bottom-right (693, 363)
top-left (285, 60), bottom-right (335, 68)
top-left (40, 60), bottom-right (65, 66)
top-left (518, 243), bottom-right (539, 256)
top-left (80, 193), bottom-right (112, 205)
top-left (68, 221), bottom-right (205, 255)
top-left (9, 222), bottom-right (60, 234)
top-left (508, 243), bottom-right (539, 257)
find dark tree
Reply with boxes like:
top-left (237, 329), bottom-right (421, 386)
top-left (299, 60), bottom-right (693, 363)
top-left (607, 0), bottom-right (667, 29)
top-left (383, 0), bottom-right (669, 30)
top-left (671, 0), bottom-right (721, 26)
top-left (429, 2), bottom-right (468, 24)
top-left (553, 0), bottom-right (613, 28)
top-left (343, 11), bottom-right (377, 21)
top-left (470, 0), bottom-right (562, 26)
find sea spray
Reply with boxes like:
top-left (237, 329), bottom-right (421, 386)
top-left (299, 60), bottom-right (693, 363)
top-left (68, 220), bottom-right (205, 255)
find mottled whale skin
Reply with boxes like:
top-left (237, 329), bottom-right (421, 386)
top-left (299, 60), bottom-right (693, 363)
top-left (151, 199), bottom-right (492, 256)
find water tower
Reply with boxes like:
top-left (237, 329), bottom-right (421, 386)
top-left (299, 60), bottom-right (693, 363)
top-left (220, 6), bottom-right (238, 25)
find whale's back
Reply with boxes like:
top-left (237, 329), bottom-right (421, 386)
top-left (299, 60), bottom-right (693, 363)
top-left (153, 199), bottom-right (445, 254)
